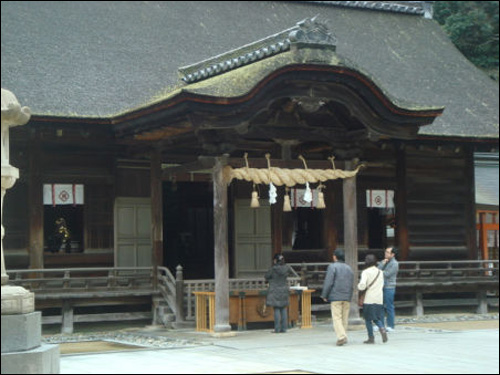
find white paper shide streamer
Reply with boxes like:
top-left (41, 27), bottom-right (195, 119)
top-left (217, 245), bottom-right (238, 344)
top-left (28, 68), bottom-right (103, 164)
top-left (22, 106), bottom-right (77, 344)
top-left (269, 182), bottom-right (277, 204)
top-left (303, 182), bottom-right (312, 203)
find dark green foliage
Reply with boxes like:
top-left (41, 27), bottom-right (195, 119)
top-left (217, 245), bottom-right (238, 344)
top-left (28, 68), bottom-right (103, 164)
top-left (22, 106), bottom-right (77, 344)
top-left (434, 1), bottom-right (499, 70)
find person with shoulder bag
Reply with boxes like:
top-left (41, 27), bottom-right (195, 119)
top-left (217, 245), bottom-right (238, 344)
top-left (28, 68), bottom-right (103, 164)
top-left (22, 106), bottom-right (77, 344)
top-left (358, 254), bottom-right (387, 344)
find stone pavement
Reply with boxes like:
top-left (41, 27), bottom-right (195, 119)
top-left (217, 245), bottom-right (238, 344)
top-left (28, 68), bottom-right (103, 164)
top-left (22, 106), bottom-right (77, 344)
top-left (58, 317), bottom-right (499, 374)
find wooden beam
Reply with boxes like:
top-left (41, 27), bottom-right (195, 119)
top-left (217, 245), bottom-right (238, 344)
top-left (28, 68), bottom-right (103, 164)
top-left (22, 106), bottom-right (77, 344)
top-left (227, 157), bottom-right (346, 170)
top-left (164, 173), bottom-right (212, 183)
top-left (343, 160), bottom-right (360, 321)
top-left (213, 156), bottom-right (231, 333)
top-left (161, 157), bottom-right (217, 179)
top-left (162, 156), bottom-right (350, 178)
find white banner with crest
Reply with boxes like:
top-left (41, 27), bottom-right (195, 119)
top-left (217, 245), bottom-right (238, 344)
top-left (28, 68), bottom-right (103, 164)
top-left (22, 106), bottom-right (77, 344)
top-left (43, 184), bottom-right (84, 206)
top-left (366, 190), bottom-right (394, 208)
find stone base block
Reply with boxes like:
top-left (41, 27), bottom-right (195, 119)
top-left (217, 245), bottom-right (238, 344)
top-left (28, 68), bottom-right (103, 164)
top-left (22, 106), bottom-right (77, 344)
top-left (1, 285), bottom-right (34, 314)
top-left (172, 321), bottom-right (196, 329)
top-left (1, 312), bottom-right (41, 353)
top-left (1, 343), bottom-right (60, 374)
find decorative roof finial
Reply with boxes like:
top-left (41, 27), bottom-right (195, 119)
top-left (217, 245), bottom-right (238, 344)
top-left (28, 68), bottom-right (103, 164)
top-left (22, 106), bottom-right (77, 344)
top-left (289, 16), bottom-right (337, 48)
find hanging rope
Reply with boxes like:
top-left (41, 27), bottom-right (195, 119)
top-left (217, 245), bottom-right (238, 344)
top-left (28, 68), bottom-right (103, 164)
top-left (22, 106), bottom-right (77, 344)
top-left (298, 155), bottom-right (308, 170)
top-left (244, 152), bottom-right (250, 169)
top-left (226, 158), bottom-right (363, 186)
top-left (298, 155), bottom-right (312, 202)
top-left (266, 153), bottom-right (277, 204)
top-left (328, 156), bottom-right (336, 170)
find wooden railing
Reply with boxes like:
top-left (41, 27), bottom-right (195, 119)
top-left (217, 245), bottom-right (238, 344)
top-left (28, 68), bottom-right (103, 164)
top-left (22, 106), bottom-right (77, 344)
top-left (183, 276), bottom-right (301, 321)
top-left (7, 267), bottom-right (154, 293)
top-left (289, 260), bottom-right (499, 315)
top-left (396, 260), bottom-right (499, 283)
top-left (157, 266), bottom-right (177, 315)
top-left (289, 260), bottom-right (499, 289)
top-left (6, 261), bottom-right (498, 326)
top-left (6, 267), bottom-right (157, 334)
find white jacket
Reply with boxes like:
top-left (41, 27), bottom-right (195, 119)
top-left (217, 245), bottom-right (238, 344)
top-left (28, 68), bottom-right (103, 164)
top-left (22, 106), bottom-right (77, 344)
top-left (358, 266), bottom-right (384, 304)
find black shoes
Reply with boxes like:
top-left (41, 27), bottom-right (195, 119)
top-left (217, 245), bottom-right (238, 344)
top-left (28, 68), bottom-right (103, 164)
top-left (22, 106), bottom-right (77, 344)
top-left (379, 327), bottom-right (388, 343)
top-left (363, 337), bottom-right (375, 344)
top-left (336, 338), bottom-right (347, 346)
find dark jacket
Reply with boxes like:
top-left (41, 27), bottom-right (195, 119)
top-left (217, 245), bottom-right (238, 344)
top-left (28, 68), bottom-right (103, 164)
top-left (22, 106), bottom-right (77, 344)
top-left (265, 264), bottom-right (293, 308)
top-left (321, 261), bottom-right (354, 302)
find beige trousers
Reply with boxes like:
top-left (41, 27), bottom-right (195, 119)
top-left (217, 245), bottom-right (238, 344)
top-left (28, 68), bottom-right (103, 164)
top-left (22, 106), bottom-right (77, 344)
top-left (330, 301), bottom-right (350, 341)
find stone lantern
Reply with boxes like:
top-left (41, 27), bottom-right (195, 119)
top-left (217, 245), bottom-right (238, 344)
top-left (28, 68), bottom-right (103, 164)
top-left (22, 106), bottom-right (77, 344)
top-left (1, 88), bottom-right (59, 373)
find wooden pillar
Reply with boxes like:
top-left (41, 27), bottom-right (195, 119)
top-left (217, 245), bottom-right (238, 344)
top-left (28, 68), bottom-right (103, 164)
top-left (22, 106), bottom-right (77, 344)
top-left (271, 188), bottom-right (283, 256)
top-left (464, 145), bottom-right (477, 260)
top-left (150, 148), bottom-right (163, 288)
top-left (28, 128), bottom-right (44, 269)
top-left (323, 182), bottom-right (336, 260)
top-left (213, 156), bottom-right (231, 333)
top-left (396, 145), bottom-right (409, 260)
top-left (61, 300), bottom-right (74, 334)
top-left (478, 212), bottom-right (488, 260)
top-left (175, 264), bottom-right (185, 323)
top-left (343, 160), bottom-right (360, 320)
top-left (476, 291), bottom-right (488, 314)
top-left (414, 292), bottom-right (424, 317)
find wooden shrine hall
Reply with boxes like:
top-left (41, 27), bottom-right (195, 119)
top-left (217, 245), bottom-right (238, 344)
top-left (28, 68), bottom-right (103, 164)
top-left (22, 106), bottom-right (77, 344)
top-left (2, 2), bottom-right (498, 331)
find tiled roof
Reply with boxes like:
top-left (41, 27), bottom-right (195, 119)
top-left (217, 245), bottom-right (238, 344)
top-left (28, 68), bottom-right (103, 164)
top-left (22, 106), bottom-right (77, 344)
top-left (180, 39), bottom-right (292, 84)
top-left (180, 17), bottom-right (336, 84)
top-left (296, 1), bottom-right (425, 15)
top-left (1, 1), bottom-right (497, 138)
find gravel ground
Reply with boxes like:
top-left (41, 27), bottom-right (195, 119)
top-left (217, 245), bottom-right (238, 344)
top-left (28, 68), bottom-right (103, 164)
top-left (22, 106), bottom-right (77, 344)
top-left (43, 312), bottom-right (499, 351)
top-left (43, 331), bottom-right (202, 350)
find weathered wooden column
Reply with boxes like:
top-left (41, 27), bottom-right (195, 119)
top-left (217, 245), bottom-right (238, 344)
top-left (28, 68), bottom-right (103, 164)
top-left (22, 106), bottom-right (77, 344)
top-left (343, 160), bottom-right (361, 321)
top-left (271, 192), bottom-right (283, 256)
top-left (464, 145), bottom-right (477, 260)
top-left (396, 145), bottom-right (409, 260)
top-left (323, 182), bottom-right (337, 260)
top-left (212, 156), bottom-right (232, 335)
top-left (28, 127), bottom-right (43, 270)
top-left (150, 148), bottom-right (163, 288)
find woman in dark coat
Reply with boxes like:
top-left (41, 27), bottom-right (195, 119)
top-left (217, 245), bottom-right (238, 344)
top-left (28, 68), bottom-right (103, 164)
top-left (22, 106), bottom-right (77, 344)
top-left (265, 253), bottom-right (294, 333)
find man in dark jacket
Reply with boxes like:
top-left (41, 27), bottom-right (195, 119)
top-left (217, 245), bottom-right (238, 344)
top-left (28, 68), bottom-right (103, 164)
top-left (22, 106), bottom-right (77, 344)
top-left (321, 249), bottom-right (354, 346)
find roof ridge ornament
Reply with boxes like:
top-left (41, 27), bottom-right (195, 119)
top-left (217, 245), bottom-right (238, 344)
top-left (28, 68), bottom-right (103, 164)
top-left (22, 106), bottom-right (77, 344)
top-left (289, 16), bottom-right (337, 49)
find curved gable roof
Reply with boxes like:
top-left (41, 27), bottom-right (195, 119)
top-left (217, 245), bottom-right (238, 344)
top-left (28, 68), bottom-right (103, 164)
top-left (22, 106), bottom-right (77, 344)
top-left (1, 1), bottom-right (498, 139)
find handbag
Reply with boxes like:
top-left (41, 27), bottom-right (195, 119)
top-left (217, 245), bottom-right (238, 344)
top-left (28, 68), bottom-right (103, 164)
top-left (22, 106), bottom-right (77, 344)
top-left (358, 270), bottom-right (381, 307)
top-left (358, 290), bottom-right (366, 307)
